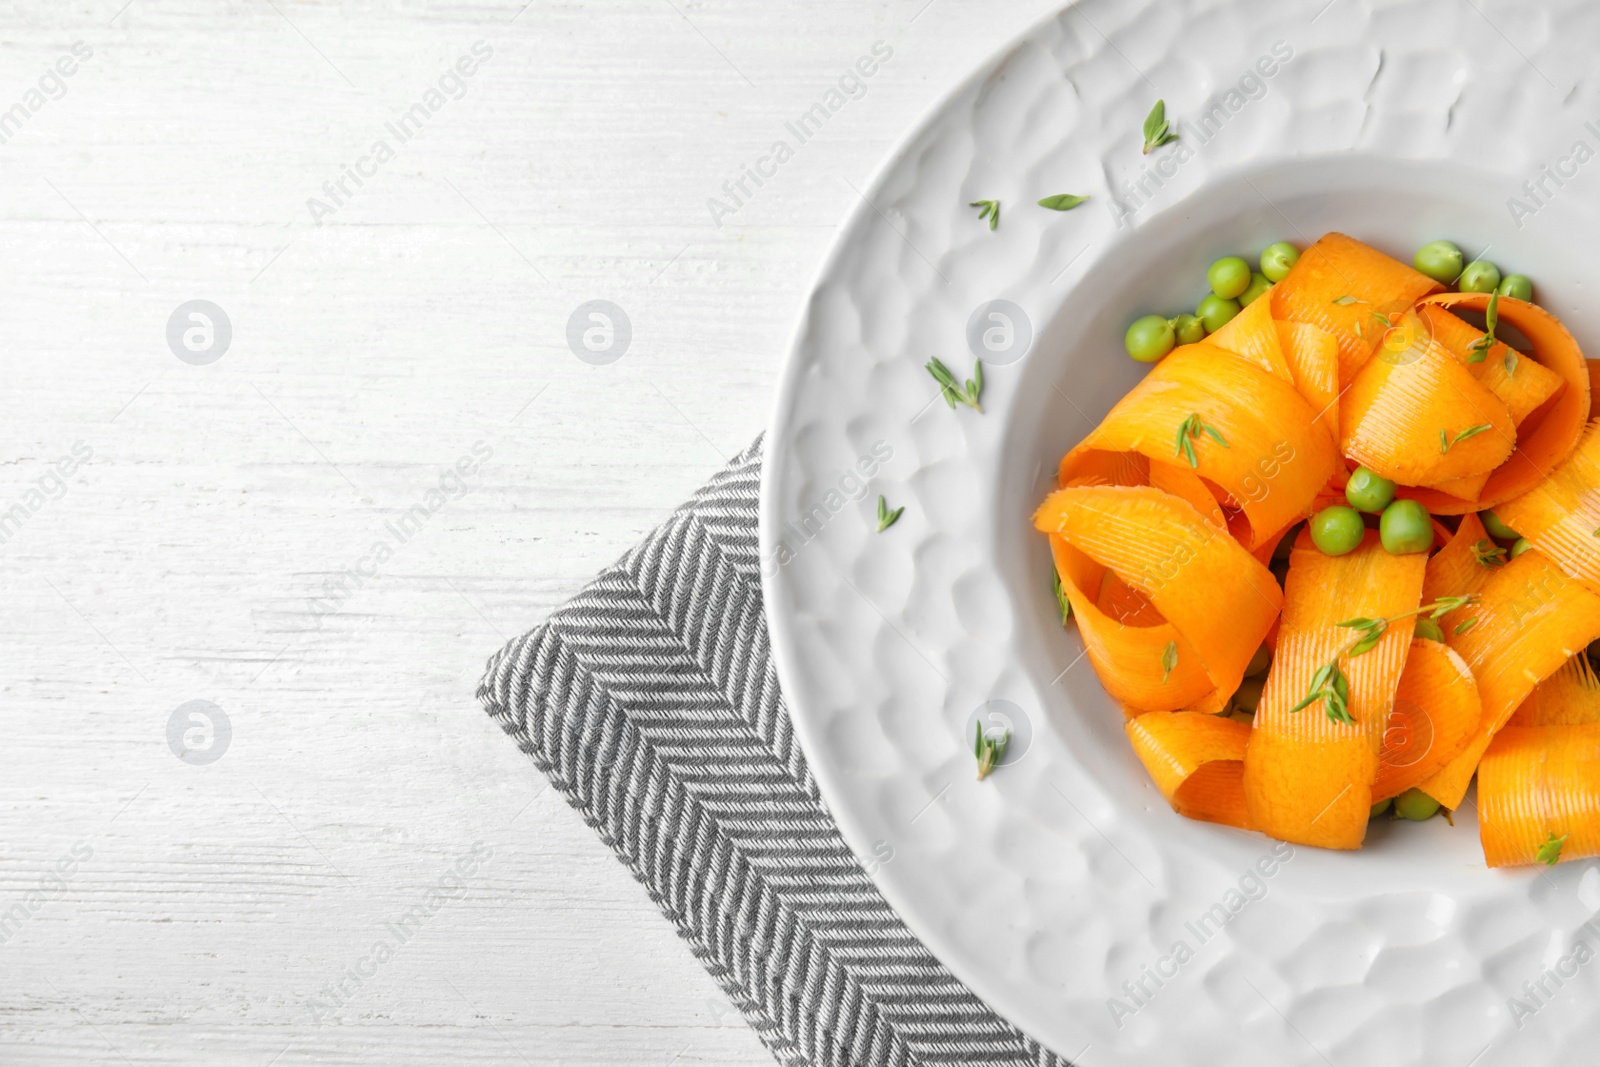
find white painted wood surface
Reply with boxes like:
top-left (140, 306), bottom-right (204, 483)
top-left (0, 0), bottom-right (1045, 1063)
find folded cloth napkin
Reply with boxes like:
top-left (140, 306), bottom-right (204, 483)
top-left (478, 436), bottom-right (1067, 1067)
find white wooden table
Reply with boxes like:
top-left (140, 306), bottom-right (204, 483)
top-left (0, 1), bottom-right (1045, 1063)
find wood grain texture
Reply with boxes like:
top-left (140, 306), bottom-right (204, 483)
top-left (0, 0), bottom-right (1040, 1062)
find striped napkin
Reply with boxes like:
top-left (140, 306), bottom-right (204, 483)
top-left (477, 437), bottom-right (1068, 1067)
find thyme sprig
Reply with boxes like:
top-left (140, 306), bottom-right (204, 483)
top-left (1292, 595), bottom-right (1479, 723)
top-left (876, 494), bottom-right (904, 532)
top-left (926, 356), bottom-right (984, 412)
top-left (1174, 412), bottom-right (1228, 468)
top-left (1440, 424), bottom-right (1492, 454)
top-left (1142, 99), bottom-right (1179, 153)
top-left (969, 199), bottom-right (1000, 230)
top-left (1467, 290), bottom-right (1500, 363)
top-left (974, 721), bottom-right (1010, 780)
top-left (1472, 538), bottom-right (1507, 568)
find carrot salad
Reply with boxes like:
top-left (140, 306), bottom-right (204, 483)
top-left (1034, 233), bottom-right (1600, 867)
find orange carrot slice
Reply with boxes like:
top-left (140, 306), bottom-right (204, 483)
top-left (1494, 419), bottom-right (1600, 591)
top-left (1059, 448), bottom-right (1148, 489)
top-left (1049, 535), bottom-right (1222, 713)
top-left (1371, 638), bottom-right (1482, 802)
top-left (1588, 358), bottom-right (1600, 407)
top-left (1420, 304), bottom-right (1564, 428)
top-left (1208, 287), bottom-right (1295, 386)
top-left (1060, 344), bottom-right (1339, 550)
top-left (1126, 711), bottom-right (1253, 829)
top-left (1477, 723), bottom-right (1600, 867)
top-left (1421, 511), bottom-right (1496, 634)
top-left (1510, 653), bottom-right (1600, 727)
top-left (1269, 233), bottom-right (1442, 382)
top-left (1338, 315), bottom-right (1516, 488)
top-left (1417, 550), bottom-right (1600, 809)
top-left (1276, 321), bottom-right (1341, 442)
top-left (1243, 530), bottom-right (1426, 849)
top-left (1036, 486), bottom-right (1282, 710)
top-left (1420, 293), bottom-right (1590, 510)
top-left (1148, 460), bottom-right (1227, 530)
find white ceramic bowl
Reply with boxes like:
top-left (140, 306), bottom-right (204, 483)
top-left (762, 2), bottom-right (1600, 1063)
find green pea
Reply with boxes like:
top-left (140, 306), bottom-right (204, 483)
top-left (1379, 499), bottom-right (1433, 554)
top-left (1310, 505), bottom-right (1365, 556)
top-left (1480, 509), bottom-right (1520, 540)
top-left (1195, 294), bottom-right (1241, 332)
top-left (1245, 644), bottom-right (1272, 678)
top-left (1370, 798), bottom-right (1392, 818)
top-left (1207, 256), bottom-right (1253, 300)
top-left (1458, 260), bottom-right (1501, 294)
top-left (1344, 466), bottom-right (1397, 513)
top-left (1125, 314), bottom-right (1175, 362)
top-left (1169, 313), bottom-right (1206, 346)
top-left (1260, 241), bottom-right (1300, 283)
top-left (1413, 240), bottom-right (1464, 285)
top-left (1415, 617), bottom-right (1446, 642)
top-left (1238, 272), bottom-right (1273, 307)
top-left (1498, 274), bottom-right (1534, 301)
top-left (1510, 537), bottom-right (1533, 558)
top-left (1394, 787), bottom-right (1441, 821)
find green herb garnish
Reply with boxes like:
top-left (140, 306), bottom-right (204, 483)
top-left (1038, 193), bottom-right (1089, 211)
top-left (1052, 569), bottom-right (1072, 625)
top-left (876, 494), bottom-right (904, 532)
top-left (1471, 539), bottom-right (1507, 568)
top-left (1142, 99), bottom-right (1179, 153)
top-left (1503, 349), bottom-right (1518, 378)
top-left (1468, 290), bottom-right (1499, 363)
top-left (969, 199), bottom-right (1000, 230)
top-left (1332, 295), bottom-right (1360, 306)
top-left (1454, 616), bottom-right (1479, 635)
top-left (1440, 424), bottom-right (1492, 453)
top-left (974, 721), bottom-right (1010, 780)
top-left (1335, 596), bottom-right (1479, 657)
top-left (1174, 413), bottom-right (1228, 468)
top-left (926, 356), bottom-right (983, 412)
top-left (1537, 831), bottom-right (1569, 866)
top-left (1289, 659), bottom-right (1353, 725)
top-left (1161, 640), bottom-right (1177, 683)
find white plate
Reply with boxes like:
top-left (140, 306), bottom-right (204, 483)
top-left (761, 2), bottom-right (1600, 1064)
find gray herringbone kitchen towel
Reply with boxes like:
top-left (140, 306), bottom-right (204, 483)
top-left (477, 436), bottom-right (1067, 1067)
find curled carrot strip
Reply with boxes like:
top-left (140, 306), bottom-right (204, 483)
top-left (1510, 653), bottom-right (1600, 727)
top-left (1338, 313), bottom-right (1516, 488)
top-left (1243, 530), bottom-right (1426, 849)
top-left (1208, 286), bottom-right (1295, 386)
top-left (1371, 638), bottom-right (1482, 802)
top-left (1126, 711), bottom-right (1253, 829)
top-left (1417, 550), bottom-right (1600, 809)
top-left (1275, 321), bottom-right (1341, 443)
top-left (1036, 486), bottom-right (1281, 710)
top-left (1420, 293), bottom-right (1590, 510)
top-left (1494, 419), bottom-right (1600, 592)
top-left (1060, 344), bottom-right (1339, 550)
top-left (1147, 461), bottom-right (1227, 531)
top-left (1477, 723), bottom-right (1600, 867)
top-left (1420, 304), bottom-right (1564, 428)
top-left (1049, 535), bottom-right (1222, 713)
top-left (1269, 233), bottom-right (1442, 383)
top-left (1421, 511), bottom-right (1496, 634)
